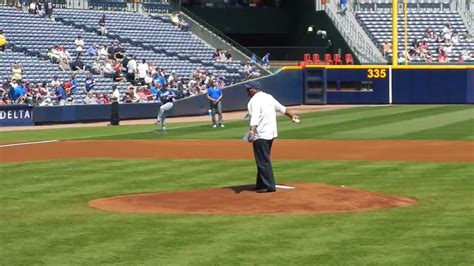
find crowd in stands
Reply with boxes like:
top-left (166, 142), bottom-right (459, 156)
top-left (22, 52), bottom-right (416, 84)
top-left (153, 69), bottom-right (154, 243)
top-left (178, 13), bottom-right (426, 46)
top-left (384, 21), bottom-right (474, 64)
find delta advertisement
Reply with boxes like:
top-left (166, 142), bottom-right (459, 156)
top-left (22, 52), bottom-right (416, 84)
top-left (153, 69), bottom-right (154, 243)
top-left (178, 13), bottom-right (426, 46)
top-left (0, 105), bottom-right (34, 126)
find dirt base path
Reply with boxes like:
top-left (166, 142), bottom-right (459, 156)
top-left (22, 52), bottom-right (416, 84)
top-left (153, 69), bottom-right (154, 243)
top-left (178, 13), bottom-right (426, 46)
top-left (1, 140), bottom-right (473, 163)
top-left (89, 183), bottom-right (417, 215)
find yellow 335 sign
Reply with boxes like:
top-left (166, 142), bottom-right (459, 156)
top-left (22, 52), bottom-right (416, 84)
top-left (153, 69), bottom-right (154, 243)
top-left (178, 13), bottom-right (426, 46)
top-left (367, 69), bottom-right (387, 79)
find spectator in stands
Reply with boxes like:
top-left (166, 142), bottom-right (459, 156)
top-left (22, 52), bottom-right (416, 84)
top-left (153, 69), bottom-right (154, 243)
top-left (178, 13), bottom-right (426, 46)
top-left (84, 91), bottom-right (98, 104)
top-left (87, 44), bottom-right (98, 58)
top-left (55, 83), bottom-right (66, 105)
top-left (457, 54), bottom-right (465, 64)
top-left (114, 62), bottom-right (127, 82)
top-left (423, 28), bottom-right (434, 41)
top-left (98, 45), bottom-right (108, 59)
top-left (69, 73), bottom-right (78, 94)
top-left (58, 57), bottom-right (70, 71)
top-left (167, 70), bottom-right (177, 85)
top-left (451, 30), bottom-right (459, 44)
top-left (18, 0), bottom-right (26, 11)
top-left (137, 59), bottom-right (149, 85)
top-left (382, 41), bottom-right (392, 58)
top-left (463, 30), bottom-right (473, 42)
top-left (47, 45), bottom-right (61, 63)
top-left (262, 53), bottom-right (270, 69)
top-left (10, 63), bottom-right (22, 81)
top-left (0, 29), bottom-right (7, 52)
top-left (107, 42), bottom-right (116, 59)
top-left (213, 49), bottom-right (220, 61)
top-left (251, 54), bottom-right (257, 64)
top-left (98, 15), bottom-right (107, 36)
top-left (28, 1), bottom-right (38, 14)
top-left (114, 43), bottom-right (125, 61)
top-left (74, 35), bottom-right (85, 55)
top-left (70, 56), bottom-right (85, 71)
top-left (461, 47), bottom-right (472, 61)
top-left (126, 56), bottom-right (138, 83)
top-left (45, 1), bottom-right (53, 20)
top-left (419, 41), bottom-right (429, 58)
top-left (85, 74), bottom-right (96, 92)
top-left (90, 59), bottom-right (102, 74)
top-left (12, 81), bottom-right (27, 103)
top-left (225, 50), bottom-right (232, 62)
top-left (50, 75), bottom-right (61, 89)
top-left (102, 59), bottom-right (115, 77)
top-left (438, 50), bottom-right (449, 63)
top-left (338, 0), bottom-right (348, 15)
top-left (98, 93), bottom-right (110, 104)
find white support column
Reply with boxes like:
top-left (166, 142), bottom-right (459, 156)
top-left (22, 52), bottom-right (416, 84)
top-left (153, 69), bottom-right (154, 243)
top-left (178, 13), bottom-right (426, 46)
top-left (389, 66), bottom-right (393, 105)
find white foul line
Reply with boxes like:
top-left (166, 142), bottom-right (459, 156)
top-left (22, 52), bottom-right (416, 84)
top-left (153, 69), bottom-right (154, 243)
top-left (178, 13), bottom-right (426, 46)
top-left (0, 140), bottom-right (58, 148)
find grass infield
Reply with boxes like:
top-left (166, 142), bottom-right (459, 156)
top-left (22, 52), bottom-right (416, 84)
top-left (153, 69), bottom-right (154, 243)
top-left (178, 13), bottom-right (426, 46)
top-left (1, 105), bottom-right (473, 265)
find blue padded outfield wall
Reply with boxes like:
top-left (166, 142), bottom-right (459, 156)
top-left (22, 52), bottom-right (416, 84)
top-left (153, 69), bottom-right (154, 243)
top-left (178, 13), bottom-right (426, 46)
top-left (1, 67), bottom-right (472, 126)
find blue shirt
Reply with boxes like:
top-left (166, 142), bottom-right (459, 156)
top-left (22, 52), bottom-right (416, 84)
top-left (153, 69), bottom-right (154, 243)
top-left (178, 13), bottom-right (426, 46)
top-left (207, 86), bottom-right (222, 101)
top-left (85, 77), bottom-right (95, 92)
top-left (154, 76), bottom-right (167, 87)
top-left (340, 0), bottom-right (347, 4)
top-left (156, 89), bottom-right (175, 104)
top-left (262, 54), bottom-right (270, 64)
top-left (70, 79), bottom-right (78, 93)
top-left (87, 47), bottom-right (97, 57)
top-left (56, 86), bottom-right (66, 100)
top-left (150, 87), bottom-right (158, 95)
top-left (12, 85), bottom-right (27, 100)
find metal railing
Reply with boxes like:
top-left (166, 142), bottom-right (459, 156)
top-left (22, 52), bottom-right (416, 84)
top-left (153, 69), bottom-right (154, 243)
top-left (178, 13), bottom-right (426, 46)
top-left (317, 1), bottom-right (387, 64)
top-left (180, 6), bottom-right (261, 60)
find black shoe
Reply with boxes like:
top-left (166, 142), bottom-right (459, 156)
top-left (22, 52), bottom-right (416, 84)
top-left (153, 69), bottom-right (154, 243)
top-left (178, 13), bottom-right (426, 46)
top-left (256, 188), bottom-right (276, 193)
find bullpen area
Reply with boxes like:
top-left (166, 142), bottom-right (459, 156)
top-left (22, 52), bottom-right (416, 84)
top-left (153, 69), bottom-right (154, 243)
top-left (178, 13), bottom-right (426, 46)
top-left (1, 105), bottom-right (473, 264)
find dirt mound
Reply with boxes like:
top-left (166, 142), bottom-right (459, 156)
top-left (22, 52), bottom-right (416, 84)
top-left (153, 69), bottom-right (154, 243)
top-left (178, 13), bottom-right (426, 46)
top-left (89, 183), bottom-right (417, 215)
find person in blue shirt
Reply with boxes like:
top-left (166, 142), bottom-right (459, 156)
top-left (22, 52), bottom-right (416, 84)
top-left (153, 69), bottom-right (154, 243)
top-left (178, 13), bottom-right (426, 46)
top-left (251, 54), bottom-right (257, 64)
top-left (338, 0), bottom-right (348, 15)
top-left (55, 84), bottom-right (66, 105)
top-left (86, 44), bottom-right (98, 58)
top-left (155, 84), bottom-right (175, 131)
top-left (84, 74), bottom-right (96, 92)
top-left (70, 73), bottom-right (78, 94)
top-left (207, 79), bottom-right (224, 128)
top-left (12, 81), bottom-right (27, 102)
top-left (262, 53), bottom-right (270, 69)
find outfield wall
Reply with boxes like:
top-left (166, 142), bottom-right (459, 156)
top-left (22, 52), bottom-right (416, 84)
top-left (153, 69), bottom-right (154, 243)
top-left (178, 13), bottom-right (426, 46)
top-left (1, 66), bottom-right (472, 126)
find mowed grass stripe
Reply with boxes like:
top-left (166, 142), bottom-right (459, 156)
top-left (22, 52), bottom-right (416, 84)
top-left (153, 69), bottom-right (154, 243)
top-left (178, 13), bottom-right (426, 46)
top-left (327, 107), bottom-right (474, 139)
top-left (100, 105), bottom-right (454, 140)
top-left (279, 105), bottom-right (472, 139)
top-left (397, 118), bottom-right (474, 140)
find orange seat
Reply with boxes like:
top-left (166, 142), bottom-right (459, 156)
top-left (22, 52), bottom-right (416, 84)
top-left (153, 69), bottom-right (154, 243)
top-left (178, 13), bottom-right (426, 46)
top-left (312, 53), bottom-right (322, 64)
top-left (324, 54), bottom-right (333, 64)
top-left (333, 54), bottom-right (343, 65)
top-left (345, 54), bottom-right (354, 65)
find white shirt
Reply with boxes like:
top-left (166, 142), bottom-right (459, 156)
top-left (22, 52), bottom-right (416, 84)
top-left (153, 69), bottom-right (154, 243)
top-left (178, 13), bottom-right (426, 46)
top-left (247, 91), bottom-right (286, 140)
top-left (137, 63), bottom-right (148, 78)
top-left (127, 59), bottom-right (137, 74)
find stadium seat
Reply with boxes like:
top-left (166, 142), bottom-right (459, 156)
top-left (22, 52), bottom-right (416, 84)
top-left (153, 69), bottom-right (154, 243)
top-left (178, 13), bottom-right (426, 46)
top-left (303, 53), bottom-right (313, 64)
top-left (324, 54), bottom-right (333, 64)
top-left (312, 54), bottom-right (322, 64)
top-left (345, 54), bottom-right (354, 65)
top-left (333, 54), bottom-right (343, 65)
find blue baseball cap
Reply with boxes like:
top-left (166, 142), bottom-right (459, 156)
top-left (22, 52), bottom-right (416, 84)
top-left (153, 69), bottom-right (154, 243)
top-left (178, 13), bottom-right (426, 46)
top-left (244, 81), bottom-right (262, 90)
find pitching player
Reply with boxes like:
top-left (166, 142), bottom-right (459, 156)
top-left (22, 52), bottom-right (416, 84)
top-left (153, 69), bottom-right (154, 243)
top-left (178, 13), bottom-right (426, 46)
top-left (245, 81), bottom-right (300, 193)
top-left (155, 84), bottom-right (175, 131)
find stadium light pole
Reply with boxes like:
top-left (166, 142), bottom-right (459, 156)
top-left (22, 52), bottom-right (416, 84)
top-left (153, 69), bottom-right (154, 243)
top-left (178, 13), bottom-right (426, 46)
top-left (392, 0), bottom-right (398, 66)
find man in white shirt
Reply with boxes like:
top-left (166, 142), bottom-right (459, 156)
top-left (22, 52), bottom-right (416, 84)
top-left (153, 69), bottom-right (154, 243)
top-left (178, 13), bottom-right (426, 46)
top-left (137, 59), bottom-right (149, 85)
top-left (245, 81), bottom-right (300, 193)
top-left (127, 56), bottom-right (138, 83)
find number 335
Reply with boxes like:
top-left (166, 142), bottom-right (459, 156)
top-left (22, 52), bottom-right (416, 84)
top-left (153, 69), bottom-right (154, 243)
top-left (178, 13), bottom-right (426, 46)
top-left (367, 69), bottom-right (387, 79)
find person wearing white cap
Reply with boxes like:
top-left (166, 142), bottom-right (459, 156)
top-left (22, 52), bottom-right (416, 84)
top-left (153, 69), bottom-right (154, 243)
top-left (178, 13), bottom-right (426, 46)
top-left (245, 81), bottom-right (300, 193)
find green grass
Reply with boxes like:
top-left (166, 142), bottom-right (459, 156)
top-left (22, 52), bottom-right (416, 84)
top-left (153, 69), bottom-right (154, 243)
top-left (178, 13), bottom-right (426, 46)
top-left (1, 104), bottom-right (473, 265)
top-left (1, 105), bottom-right (473, 142)
top-left (1, 159), bottom-right (473, 265)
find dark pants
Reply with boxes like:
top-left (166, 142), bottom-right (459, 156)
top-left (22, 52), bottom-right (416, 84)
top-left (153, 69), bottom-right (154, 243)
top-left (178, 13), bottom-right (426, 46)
top-left (210, 101), bottom-right (223, 125)
top-left (252, 139), bottom-right (276, 191)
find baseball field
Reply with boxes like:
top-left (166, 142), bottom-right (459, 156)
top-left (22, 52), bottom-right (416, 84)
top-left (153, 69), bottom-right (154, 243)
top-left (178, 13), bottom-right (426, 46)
top-left (1, 105), bottom-right (473, 265)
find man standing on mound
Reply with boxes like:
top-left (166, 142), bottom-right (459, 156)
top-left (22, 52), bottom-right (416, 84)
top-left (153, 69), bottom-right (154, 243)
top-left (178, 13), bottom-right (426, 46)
top-left (245, 81), bottom-right (300, 193)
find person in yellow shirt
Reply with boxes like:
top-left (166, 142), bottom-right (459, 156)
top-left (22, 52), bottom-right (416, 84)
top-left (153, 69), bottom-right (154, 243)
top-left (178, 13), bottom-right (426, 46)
top-left (0, 29), bottom-right (8, 52)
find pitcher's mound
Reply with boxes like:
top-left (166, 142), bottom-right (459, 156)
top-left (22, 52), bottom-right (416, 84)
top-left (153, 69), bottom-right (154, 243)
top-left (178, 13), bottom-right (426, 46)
top-left (89, 183), bottom-right (416, 215)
